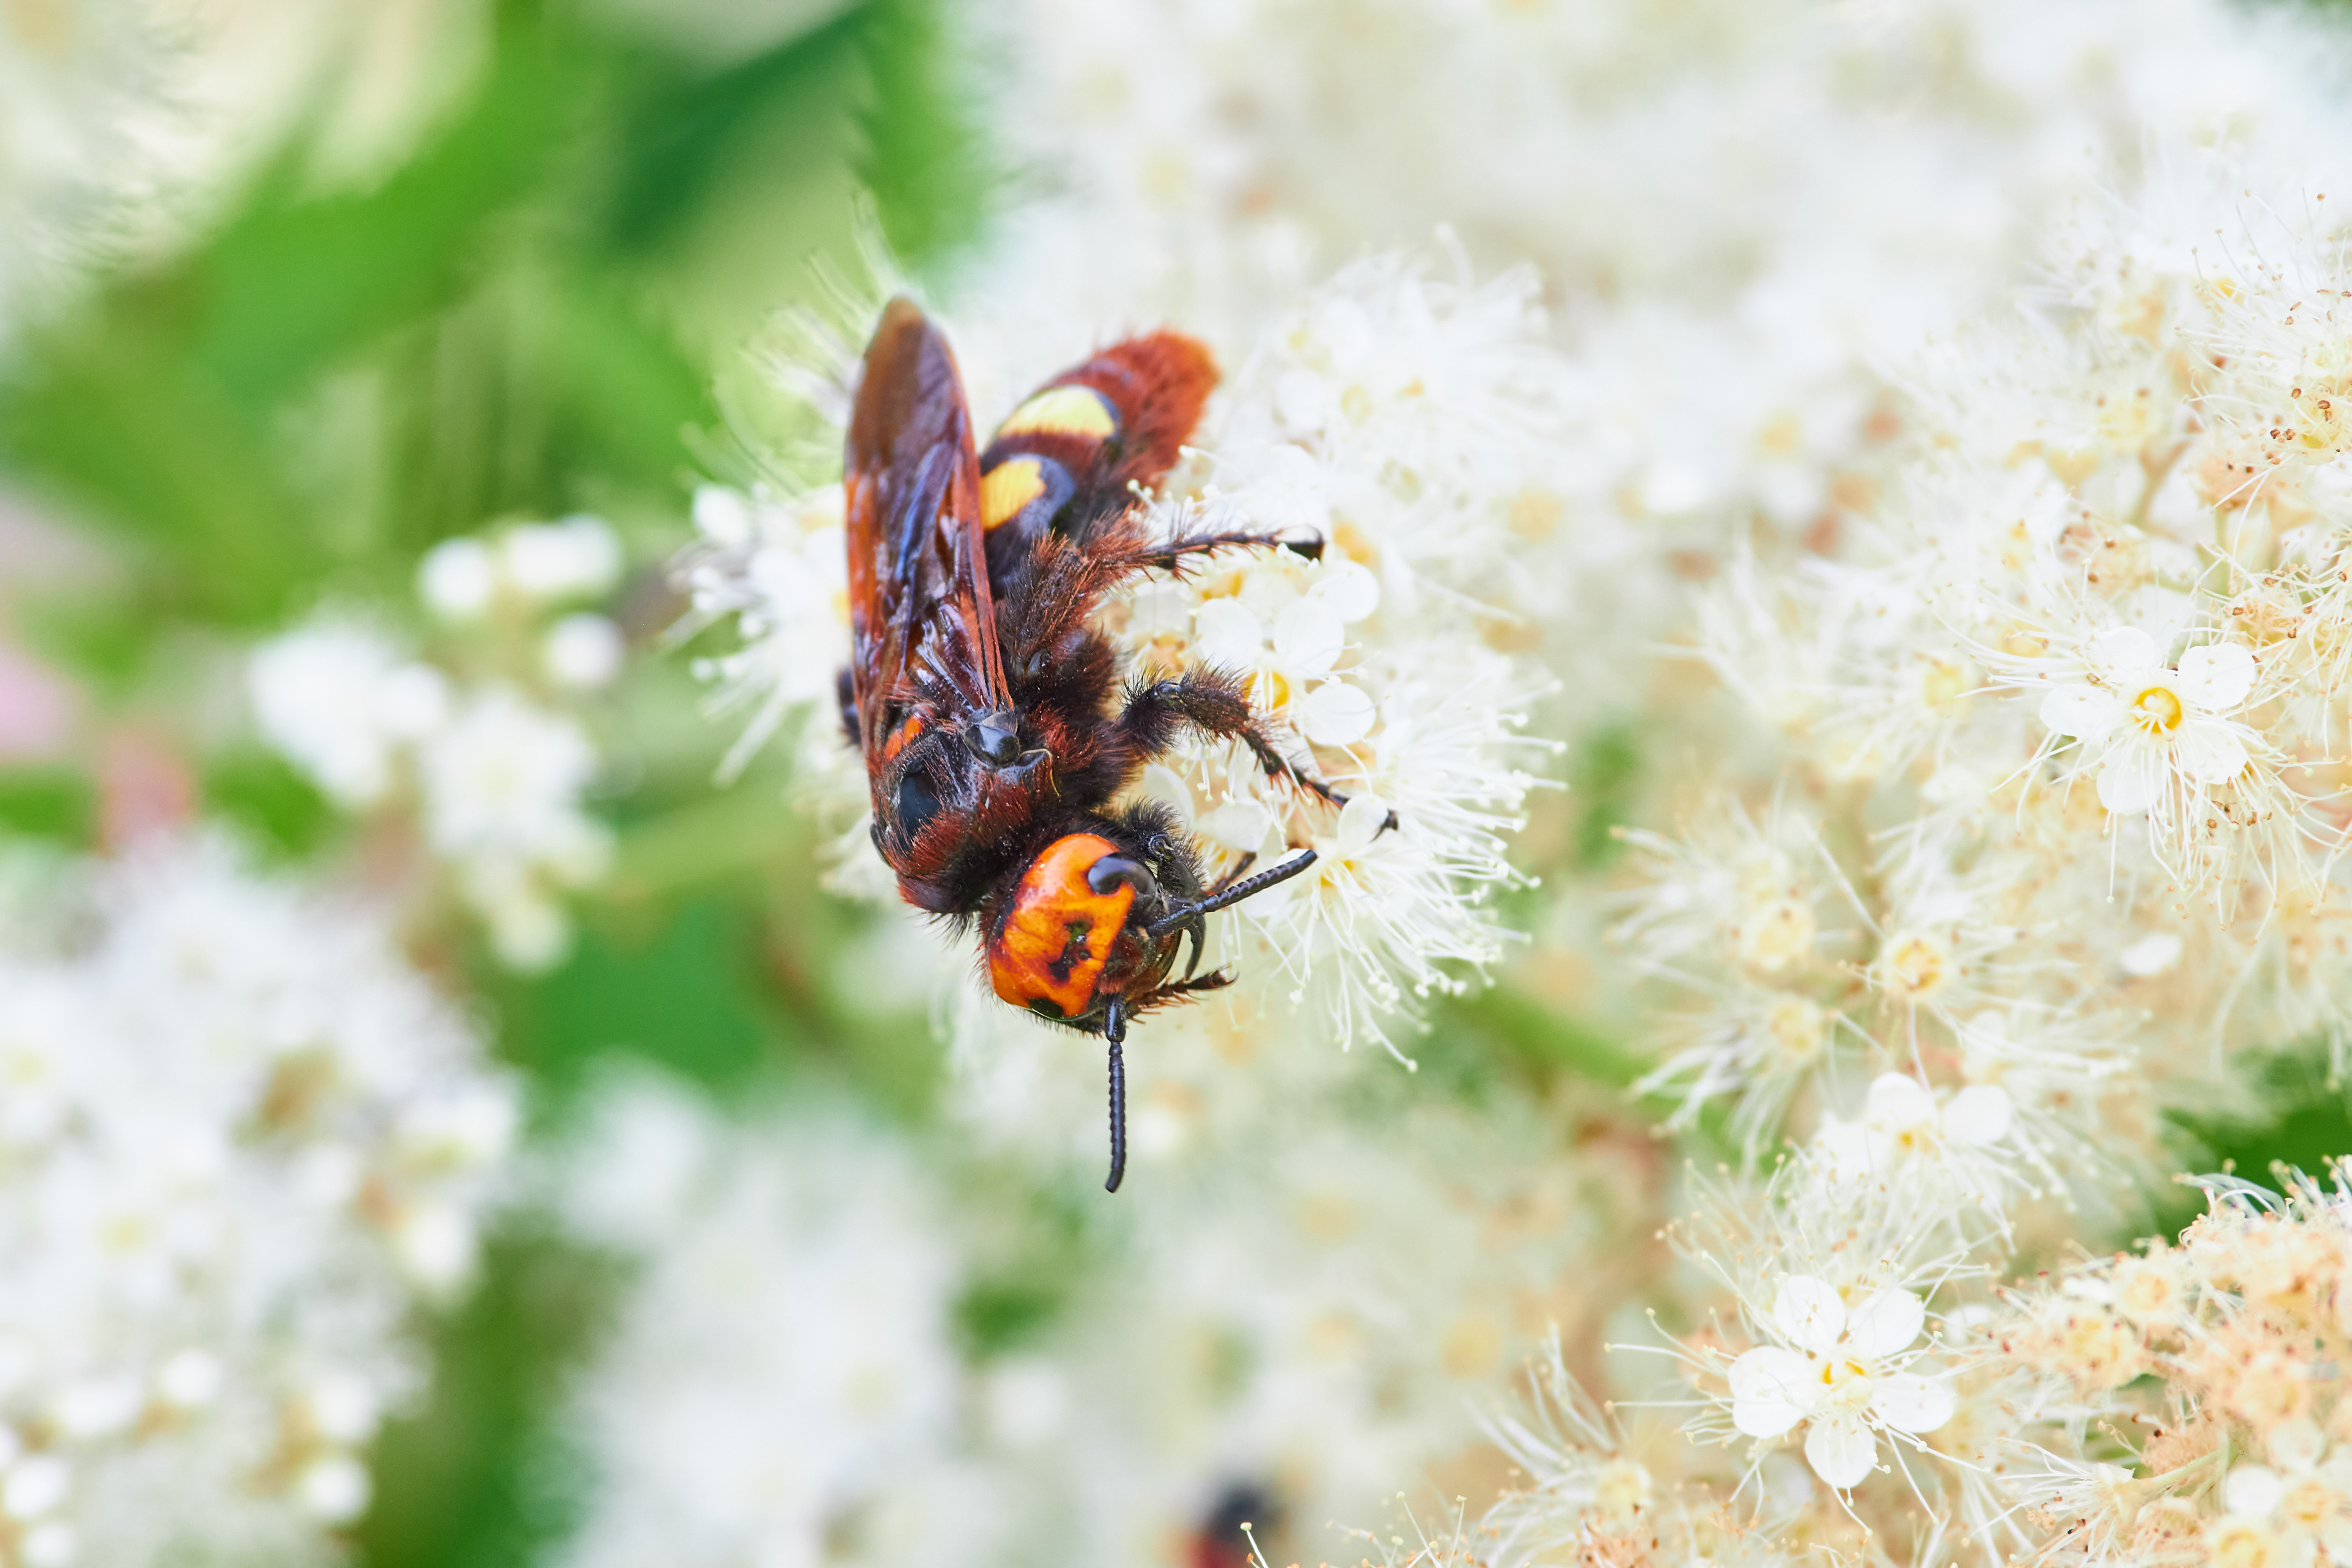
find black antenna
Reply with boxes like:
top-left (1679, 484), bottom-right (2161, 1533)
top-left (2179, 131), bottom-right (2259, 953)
top-left (1103, 999), bottom-right (1128, 1193)
top-left (1145, 850), bottom-right (1319, 939)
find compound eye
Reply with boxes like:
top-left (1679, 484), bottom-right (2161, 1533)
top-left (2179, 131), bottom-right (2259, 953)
top-left (894, 770), bottom-right (943, 843)
top-left (1086, 855), bottom-right (1160, 906)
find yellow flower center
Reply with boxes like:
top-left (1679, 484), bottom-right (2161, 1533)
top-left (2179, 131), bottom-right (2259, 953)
top-left (1738, 899), bottom-right (1817, 974)
top-left (1882, 933), bottom-right (1948, 997)
top-left (2285, 1480), bottom-right (2337, 1529)
top-left (2207, 1519), bottom-right (2278, 1568)
top-left (2129, 684), bottom-right (2185, 734)
top-left (1767, 997), bottom-right (1827, 1068)
top-left (1817, 1356), bottom-right (1875, 1411)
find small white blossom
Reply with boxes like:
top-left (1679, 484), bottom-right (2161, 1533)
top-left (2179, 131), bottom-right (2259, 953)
top-left (1726, 1275), bottom-right (1954, 1489)
top-left (420, 689), bottom-right (611, 969)
top-left (2032, 628), bottom-right (2259, 816)
top-left (247, 624), bottom-right (448, 809)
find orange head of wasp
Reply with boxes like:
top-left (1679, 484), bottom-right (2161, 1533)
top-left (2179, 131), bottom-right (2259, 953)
top-left (983, 822), bottom-right (1321, 1191)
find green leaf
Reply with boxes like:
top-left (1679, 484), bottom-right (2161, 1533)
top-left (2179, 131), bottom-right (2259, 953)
top-left (856, 0), bottom-right (995, 271)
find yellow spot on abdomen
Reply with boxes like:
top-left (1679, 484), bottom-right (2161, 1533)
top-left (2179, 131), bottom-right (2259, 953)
top-left (981, 457), bottom-right (1049, 532)
top-left (995, 384), bottom-right (1118, 441)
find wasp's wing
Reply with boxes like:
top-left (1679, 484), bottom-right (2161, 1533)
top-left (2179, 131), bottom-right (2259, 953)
top-left (844, 298), bottom-right (1014, 768)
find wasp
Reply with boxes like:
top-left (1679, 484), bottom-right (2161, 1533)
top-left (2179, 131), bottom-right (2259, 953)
top-left (839, 298), bottom-right (1355, 1191)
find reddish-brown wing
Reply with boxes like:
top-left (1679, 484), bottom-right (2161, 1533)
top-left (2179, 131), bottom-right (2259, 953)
top-left (843, 298), bottom-right (1015, 778)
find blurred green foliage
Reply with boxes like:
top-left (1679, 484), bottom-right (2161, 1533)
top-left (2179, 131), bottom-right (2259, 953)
top-left (0, 0), bottom-right (990, 1560)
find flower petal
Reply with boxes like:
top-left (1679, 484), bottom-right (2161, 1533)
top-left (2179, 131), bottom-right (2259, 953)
top-left (1772, 1275), bottom-right (1847, 1355)
top-left (1133, 765), bottom-right (1198, 827)
top-left (1845, 1288), bottom-right (1925, 1358)
top-left (2176, 642), bottom-right (2257, 711)
top-left (1193, 599), bottom-right (1267, 670)
top-left (1272, 598), bottom-right (1345, 676)
top-left (1335, 793), bottom-right (1394, 855)
top-left (1308, 560), bottom-right (1381, 622)
top-left (2088, 625), bottom-right (2159, 676)
top-left (1872, 1374), bottom-right (1954, 1434)
top-left (1944, 1086), bottom-right (2014, 1146)
top-left (2225, 1464), bottom-right (2287, 1520)
top-left (1728, 1347), bottom-right (1814, 1437)
top-left (2040, 684), bottom-right (2122, 740)
top-left (1805, 1416), bottom-right (1878, 1489)
top-left (2096, 744), bottom-right (2163, 814)
top-left (1300, 680), bottom-right (1376, 745)
top-left (1812, 1119), bottom-right (1873, 1182)
top-left (1863, 1073), bottom-right (1936, 1134)
top-left (1199, 800), bottom-right (1273, 854)
top-left (2173, 722), bottom-right (2250, 785)
top-left (2269, 1419), bottom-right (2326, 1475)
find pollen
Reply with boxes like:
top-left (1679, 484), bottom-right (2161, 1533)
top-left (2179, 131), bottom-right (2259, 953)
top-left (2129, 684), bottom-right (2185, 733)
top-left (1880, 932), bottom-right (1948, 997)
top-left (995, 384), bottom-right (1118, 441)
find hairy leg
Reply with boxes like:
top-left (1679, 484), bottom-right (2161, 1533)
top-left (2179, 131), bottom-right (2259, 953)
top-left (1116, 667), bottom-right (1346, 804)
top-left (1099, 528), bottom-right (1322, 577)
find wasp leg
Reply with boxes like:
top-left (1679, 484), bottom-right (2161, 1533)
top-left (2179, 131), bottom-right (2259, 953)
top-left (1102, 528), bottom-right (1322, 578)
top-left (1116, 667), bottom-right (1353, 807)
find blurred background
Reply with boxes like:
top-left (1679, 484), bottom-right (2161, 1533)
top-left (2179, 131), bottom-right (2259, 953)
top-left (1, 3), bottom-right (986, 1562)
top-left (9, 2), bottom-right (2352, 1566)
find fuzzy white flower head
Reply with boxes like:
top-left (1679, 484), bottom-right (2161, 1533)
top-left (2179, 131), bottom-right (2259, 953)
top-left (247, 623), bottom-right (449, 809)
top-left (418, 687), bottom-right (611, 968)
top-left (549, 1073), bottom-right (987, 1568)
top-left (1813, 1073), bottom-right (2015, 1180)
top-left (2221, 1417), bottom-right (2352, 1564)
top-left (1727, 1274), bottom-right (1955, 1490)
top-left (0, 839), bottom-right (513, 1565)
top-left (2035, 628), bottom-right (2258, 816)
top-left (684, 482), bottom-right (854, 785)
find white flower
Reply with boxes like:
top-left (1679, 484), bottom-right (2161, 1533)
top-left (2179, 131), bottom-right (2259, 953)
top-left (2035, 628), bottom-right (2258, 814)
top-left (684, 483), bottom-right (855, 783)
top-left (1727, 1275), bottom-right (1954, 1489)
top-left (549, 1073), bottom-right (985, 1568)
top-left (501, 516), bottom-right (624, 602)
top-left (247, 624), bottom-right (449, 808)
top-left (418, 536), bottom-right (498, 621)
top-left (418, 688), bottom-right (610, 968)
top-left (1191, 557), bottom-right (1381, 746)
top-left (2220, 1419), bottom-right (2352, 1566)
top-left (1814, 1073), bottom-right (2014, 1180)
top-left (544, 613), bottom-right (627, 691)
top-left (0, 839), bottom-right (512, 1565)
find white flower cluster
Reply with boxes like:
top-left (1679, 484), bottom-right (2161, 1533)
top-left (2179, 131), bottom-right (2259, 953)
top-left (0, 838), bottom-right (513, 1567)
top-left (968, 0), bottom-right (2352, 717)
top-left (249, 516), bottom-right (625, 968)
top-left (653, 1), bottom-right (2352, 1565)
top-left (546, 1065), bottom-right (1629, 1568)
top-left (1409, 33), bottom-right (2352, 1568)
top-left (548, 1073), bottom-right (987, 1568)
